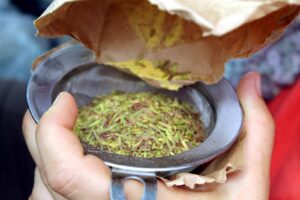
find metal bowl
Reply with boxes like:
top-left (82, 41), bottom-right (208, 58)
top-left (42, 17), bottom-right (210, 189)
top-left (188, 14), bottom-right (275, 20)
top-left (27, 45), bottom-right (243, 200)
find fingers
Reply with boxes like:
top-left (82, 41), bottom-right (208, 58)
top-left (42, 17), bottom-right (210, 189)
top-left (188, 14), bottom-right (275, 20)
top-left (23, 76), bottom-right (275, 200)
top-left (23, 92), bottom-right (118, 199)
top-left (32, 168), bottom-right (69, 200)
top-left (22, 111), bottom-right (42, 166)
top-left (35, 92), bottom-right (110, 200)
top-left (23, 112), bottom-right (69, 200)
top-left (30, 168), bottom-right (55, 200)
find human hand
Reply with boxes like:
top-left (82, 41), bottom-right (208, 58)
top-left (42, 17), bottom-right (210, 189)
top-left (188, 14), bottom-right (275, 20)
top-left (23, 72), bottom-right (274, 200)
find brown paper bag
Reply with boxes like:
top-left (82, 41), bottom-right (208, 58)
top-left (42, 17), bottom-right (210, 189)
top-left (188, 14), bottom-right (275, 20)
top-left (35, 0), bottom-right (300, 90)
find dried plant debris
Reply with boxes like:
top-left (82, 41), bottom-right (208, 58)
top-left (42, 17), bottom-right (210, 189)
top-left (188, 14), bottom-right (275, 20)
top-left (74, 92), bottom-right (205, 158)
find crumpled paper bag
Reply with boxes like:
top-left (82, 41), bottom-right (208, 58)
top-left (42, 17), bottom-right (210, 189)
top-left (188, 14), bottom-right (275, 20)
top-left (161, 130), bottom-right (245, 190)
top-left (33, 0), bottom-right (299, 190)
top-left (35, 0), bottom-right (300, 90)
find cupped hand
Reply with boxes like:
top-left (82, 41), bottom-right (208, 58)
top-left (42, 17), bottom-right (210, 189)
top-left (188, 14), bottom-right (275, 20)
top-left (23, 72), bottom-right (274, 200)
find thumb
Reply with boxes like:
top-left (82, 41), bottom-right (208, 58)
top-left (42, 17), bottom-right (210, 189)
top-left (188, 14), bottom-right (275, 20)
top-left (37, 92), bottom-right (83, 168)
top-left (237, 72), bottom-right (275, 170)
top-left (36, 92), bottom-right (111, 200)
top-left (237, 72), bottom-right (275, 198)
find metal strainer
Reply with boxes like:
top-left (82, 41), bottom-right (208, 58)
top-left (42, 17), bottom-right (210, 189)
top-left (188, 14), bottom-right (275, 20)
top-left (27, 45), bottom-right (243, 200)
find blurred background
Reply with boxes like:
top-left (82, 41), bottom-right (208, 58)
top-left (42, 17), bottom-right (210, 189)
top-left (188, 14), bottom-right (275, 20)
top-left (0, 1), bottom-right (58, 199)
top-left (0, 0), bottom-right (299, 199)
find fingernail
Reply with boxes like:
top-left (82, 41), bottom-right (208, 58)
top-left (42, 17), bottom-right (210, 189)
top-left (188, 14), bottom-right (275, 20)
top-left (255, 73), bottom-right (262, 97)
top-left (53, 92), bottom-right (66, 106)
top-left (44, 92), bottom-right (66, 116)
top-left (244, 72), bottom-right (262, 97)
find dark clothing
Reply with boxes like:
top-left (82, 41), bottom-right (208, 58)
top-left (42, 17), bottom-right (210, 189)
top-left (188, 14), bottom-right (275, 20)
top-left (0, 80), bottom-right (34, 200)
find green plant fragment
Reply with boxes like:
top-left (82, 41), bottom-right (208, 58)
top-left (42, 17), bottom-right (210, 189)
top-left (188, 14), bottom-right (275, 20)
top-left (74, 92), bottom-right (205, 158)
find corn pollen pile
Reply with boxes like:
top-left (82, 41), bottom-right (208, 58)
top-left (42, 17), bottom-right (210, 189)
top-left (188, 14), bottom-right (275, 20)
top-left (74, 92), bottom-right (205, 158)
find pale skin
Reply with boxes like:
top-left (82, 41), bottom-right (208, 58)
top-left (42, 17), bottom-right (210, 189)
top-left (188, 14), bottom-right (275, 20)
top-left (22, 72), bottom-right (275, 200)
